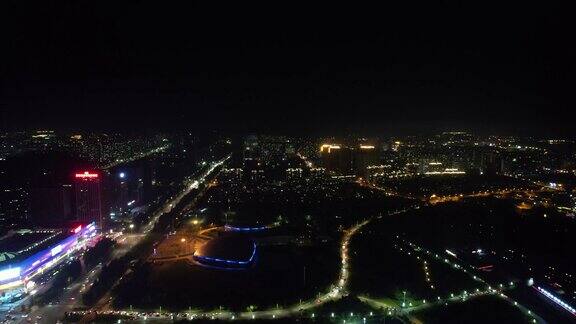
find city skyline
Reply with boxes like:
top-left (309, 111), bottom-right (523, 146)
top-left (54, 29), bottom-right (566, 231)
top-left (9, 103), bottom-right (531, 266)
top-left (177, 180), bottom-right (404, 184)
top-left (2, 2), bottom-right (576, 323)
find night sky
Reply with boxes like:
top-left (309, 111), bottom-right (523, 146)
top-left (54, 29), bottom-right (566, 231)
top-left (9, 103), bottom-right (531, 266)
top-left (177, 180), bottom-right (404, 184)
top-left (0, 2), bottom-right (574, 135)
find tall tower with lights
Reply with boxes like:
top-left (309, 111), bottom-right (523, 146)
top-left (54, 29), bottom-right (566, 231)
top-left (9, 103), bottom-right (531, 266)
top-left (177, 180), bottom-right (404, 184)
top-left (74, 171), bottom-right (103, 228)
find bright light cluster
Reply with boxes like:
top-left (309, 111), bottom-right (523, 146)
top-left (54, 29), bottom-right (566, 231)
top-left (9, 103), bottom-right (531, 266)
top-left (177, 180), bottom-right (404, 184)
top-left (0, 267), bottom-right (21, 282)
top-left (0, 222), bottom-right (97, 290)
top-left (320, 144), bottom-right (341, 153)
top-left (75, 171), bottom-right (99, 178)
top-left (536, 286), bottom-right (576, 315)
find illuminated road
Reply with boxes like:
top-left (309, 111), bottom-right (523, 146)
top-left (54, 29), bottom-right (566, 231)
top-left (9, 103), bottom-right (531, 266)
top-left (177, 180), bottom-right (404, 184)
top-left (142, 155), bottom-right (229, 234)
top-left (102, 144), bottom-right (171, 170)
top-left (13, 265), bottom-right (103, 324)
top-left (428, 188), bottom-right (541, 205)
top-left (71, 185), bottom-right (552, 323)
top-left (360, 182), bottom-right (418, 200)
top-left (68, 202), bottom-right (548, 323)
top-left (2, 157), bottom-right (230, 324)
top-left (362, 180), bottom-right (544, 205)
top-left (7, 231), bottom-right (142, 323)
top-left (85, 157), bottom-right (230, 317)
top-left (68, 214), bottom-right (375, 322)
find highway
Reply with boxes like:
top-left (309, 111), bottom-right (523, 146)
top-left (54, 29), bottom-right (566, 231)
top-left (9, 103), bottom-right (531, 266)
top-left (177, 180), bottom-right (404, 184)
top-left (4, 156), bottom-right (230, 324)
top-left (142, 155), bottom-right (229, 234)
top-left (82, 157), bottom-right (230, 318)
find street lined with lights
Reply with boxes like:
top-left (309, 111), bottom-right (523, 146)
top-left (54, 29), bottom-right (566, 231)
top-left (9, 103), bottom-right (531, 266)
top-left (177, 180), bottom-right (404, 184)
top-left (67, 212), bottom-right (375, 322)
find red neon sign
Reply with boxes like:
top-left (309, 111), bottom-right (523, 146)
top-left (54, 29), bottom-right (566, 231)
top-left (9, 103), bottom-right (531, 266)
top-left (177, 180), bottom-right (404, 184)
top-left (72, 225), bottom-right (82, 233)
top-left (75, 171), bottom-right (98, 179)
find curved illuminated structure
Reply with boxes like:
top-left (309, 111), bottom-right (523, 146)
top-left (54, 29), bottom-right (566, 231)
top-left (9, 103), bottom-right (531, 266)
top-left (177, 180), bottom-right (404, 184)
top-left (0, 223), bottom-right (97, 291)
top-left (193, 236), bottom-right (256, 270)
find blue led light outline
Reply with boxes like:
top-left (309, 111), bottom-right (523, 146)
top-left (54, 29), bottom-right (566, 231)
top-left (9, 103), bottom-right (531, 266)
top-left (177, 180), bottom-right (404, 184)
top-left (193, 243), bottom-right (257, 266)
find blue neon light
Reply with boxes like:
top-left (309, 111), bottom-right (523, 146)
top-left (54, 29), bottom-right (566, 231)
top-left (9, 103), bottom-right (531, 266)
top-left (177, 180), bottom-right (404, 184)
top-left (194, 243), bottom-right (257, 266)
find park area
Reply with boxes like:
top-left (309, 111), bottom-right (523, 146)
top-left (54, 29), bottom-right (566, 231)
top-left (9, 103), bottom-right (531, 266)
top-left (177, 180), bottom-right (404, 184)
top-left (348, 221), bottom-right (485, 308)
top-left (112, 243), bottom-right (339, 312)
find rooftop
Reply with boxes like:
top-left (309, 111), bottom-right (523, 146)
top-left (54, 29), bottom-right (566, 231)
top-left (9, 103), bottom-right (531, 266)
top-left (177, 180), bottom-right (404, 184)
top-left (0, 230), bottom-right (63, 263)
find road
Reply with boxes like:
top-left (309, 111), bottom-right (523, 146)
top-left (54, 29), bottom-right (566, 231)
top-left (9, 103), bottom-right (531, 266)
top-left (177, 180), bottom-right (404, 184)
top-left (142, 155), bottom-right (229, 234)
top-left (67, 213), bottom-right (375, 322)
top-left (82, 157), bottom-right (230, 318)
top-left (14, 265), bottom-right (103, 324)
top-left (3, 156), bottom-right (230, 324)
top-left (71, 201), bottom-right (550, 323)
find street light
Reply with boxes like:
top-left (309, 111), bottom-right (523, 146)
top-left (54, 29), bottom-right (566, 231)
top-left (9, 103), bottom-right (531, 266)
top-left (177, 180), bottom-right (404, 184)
top-left (402, 291), bottom-right (407, 307)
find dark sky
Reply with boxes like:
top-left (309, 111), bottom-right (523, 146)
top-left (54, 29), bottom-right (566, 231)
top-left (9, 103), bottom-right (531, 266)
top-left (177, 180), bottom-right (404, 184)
top-left (0, 1), bottom-right (574, 135)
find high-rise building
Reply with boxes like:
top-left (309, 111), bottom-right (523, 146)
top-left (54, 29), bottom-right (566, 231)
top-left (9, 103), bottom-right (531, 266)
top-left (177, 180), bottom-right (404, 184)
top-left (320, 144), bottom-right (353, 175)
top-left (354, 144), bottom-right (379, 177)
top-left (74, 171), bottom-right (103, 228)
top-left (473, 148), bottom-right (504, 175)
top-left (320, 143), bottom-right (379, 177)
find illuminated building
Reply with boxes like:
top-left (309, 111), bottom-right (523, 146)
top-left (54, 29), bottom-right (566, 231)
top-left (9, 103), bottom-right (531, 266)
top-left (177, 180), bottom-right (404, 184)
top-left (391, 140), bottom-right (401, 152)
top-left (193, 236), bottom-right (256, 269)
top-left (474, 149), bottom-right (505, 175)
top-left (354, 144), bottom-right (379, 177)
top-left (0, 223), bottom-right (96, 291)
top-left (419, 160), bottom-right (444, 174)
top-left (320, 144), bottom-right (353, 175)
top-left (320, 143), bottom-right (380, 177)
top-left (74, 171), bottom-right (103, 228)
